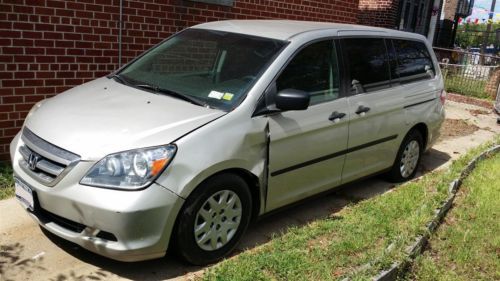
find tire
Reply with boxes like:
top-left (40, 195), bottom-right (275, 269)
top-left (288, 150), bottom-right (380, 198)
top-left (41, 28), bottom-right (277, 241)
top-left (174, 173), bottom-right (252, 265)
top-left (387, 130), bottom-right (423, 183)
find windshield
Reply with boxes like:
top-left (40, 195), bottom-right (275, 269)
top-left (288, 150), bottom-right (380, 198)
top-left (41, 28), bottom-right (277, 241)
top-left (118, 29), bottom-right (286, 111)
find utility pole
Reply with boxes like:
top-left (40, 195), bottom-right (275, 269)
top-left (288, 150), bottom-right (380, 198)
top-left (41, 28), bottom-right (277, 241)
top-left (481, 0), bottom-right (496, 64)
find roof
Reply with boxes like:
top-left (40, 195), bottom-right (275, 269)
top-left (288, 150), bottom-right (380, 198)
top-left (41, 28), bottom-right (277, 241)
top-left (192, 20), bottom-right (422, 41)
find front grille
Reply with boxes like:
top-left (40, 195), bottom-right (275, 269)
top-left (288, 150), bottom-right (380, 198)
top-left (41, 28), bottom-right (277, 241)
top-left (19, 128), bottom-right (80, 186)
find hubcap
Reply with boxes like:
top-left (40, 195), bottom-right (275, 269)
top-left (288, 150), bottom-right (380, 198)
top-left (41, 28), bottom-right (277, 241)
top-left (400, 140), bottom-right (420, 178)
top-left (194, 190), bottom-right (242, 251)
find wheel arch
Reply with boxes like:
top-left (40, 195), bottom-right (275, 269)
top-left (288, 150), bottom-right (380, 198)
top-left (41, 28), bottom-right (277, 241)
top-left (409, 122), bottom-right (429, 150)
top-left (208, 168), bottom-right (262, 222)
top-left (168, 167), bottom-right (262, 259)
top-left (170, 167), bottom-right (262, 240)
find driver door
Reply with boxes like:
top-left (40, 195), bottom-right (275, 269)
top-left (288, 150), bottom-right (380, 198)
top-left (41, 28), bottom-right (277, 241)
top-left (266, 40), bottom-right (350, 211)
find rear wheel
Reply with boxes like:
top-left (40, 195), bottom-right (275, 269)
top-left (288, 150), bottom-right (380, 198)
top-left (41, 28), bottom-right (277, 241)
top-left (174, 174), bottom-right (252, 265)
top-left (387, 130), bottom-right (423, 182)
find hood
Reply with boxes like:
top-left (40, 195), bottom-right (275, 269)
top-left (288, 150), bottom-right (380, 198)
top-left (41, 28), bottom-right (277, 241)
top-left (25, 77), bottom-right (225, 160)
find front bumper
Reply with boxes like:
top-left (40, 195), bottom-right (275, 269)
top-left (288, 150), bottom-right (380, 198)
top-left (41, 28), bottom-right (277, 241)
top-left (10, 133), bottom-right (185, 262)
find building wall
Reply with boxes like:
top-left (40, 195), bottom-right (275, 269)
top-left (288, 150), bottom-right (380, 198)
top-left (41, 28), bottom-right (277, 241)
top-left (435, 0), bottom-right (474, 47)
top-left (443, 0), bottom-right (459, 21)
top-left (0, 0), bottom-right (360, 161)
top-left (358, 0), bottom-right (400, 28)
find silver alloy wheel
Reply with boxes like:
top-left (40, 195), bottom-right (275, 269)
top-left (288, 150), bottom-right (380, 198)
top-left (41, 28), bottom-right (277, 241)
top-left (194, 190), bottom-right (242, 251)
top-left (400, 140), bottom-right (420, 178)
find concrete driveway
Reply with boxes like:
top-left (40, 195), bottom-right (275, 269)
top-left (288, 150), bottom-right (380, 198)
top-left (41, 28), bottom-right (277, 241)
top-left (1, 100), bottom-right (498, 281)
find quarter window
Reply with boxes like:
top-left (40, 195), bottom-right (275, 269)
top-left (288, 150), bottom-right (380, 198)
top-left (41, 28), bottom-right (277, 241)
top-left (392, 39), bottom-right (435, 83)
top-left (276, 40), bottom-right (340, 105)
top-left (342, 38), bottom-right (391, 93)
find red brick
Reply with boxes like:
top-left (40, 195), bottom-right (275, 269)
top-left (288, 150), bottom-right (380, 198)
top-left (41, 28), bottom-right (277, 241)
top-left (0, 72), bottom-right (13, 79)
top-left (13, 39), bottom-right (33, 47)
top-left (56, 9), bottom-right (74, 17)
top-left (13, 5), bottom-right (34, 14)
top-left (25, 48), bottom-right (45, 55)
top-left (4, 128), bottom-right (21, 137)
top-left (0, 30), bottom-right (21, 38)
top-left (24, 95), bottom-right (44, 103)
top-left (14, 103), bottom-right (35, 112)
top-left (56, 71), bottom-right (75, 78)
top-left (36, 87), bottom-right (55, 94)
top-left (15, 87), bottom-right (35, 95)
top-left (35, 39), bottom-right (54, 47)
top-left (23, 31), bottom-right (43, 39)
top-left (35, 23), bottom-right (54, 31)
top-left (13, 22), bottom-right (33, 31)
top-left (2, 47), bottom-right (23, 54)
top-left (35, 7), bottom-right (55, 15)
top-left (66, 2), bottom-right (85, 10)
top-left (45, 79), bottom-right (63, 86)
top-left (2, 80), bottom-right (23, 87)
top-left (43, 32), bottom-right (63, 39)
top-left (2, 96), bottom-right (24, 104)
top-left (15, 72), bottom-right (35, 79)
top-left (56, 25), bottom-right (75, 32)
top-left (0, 88), bottom-right (13, 96)
top-left (24, 80), bottom-right (43, 87)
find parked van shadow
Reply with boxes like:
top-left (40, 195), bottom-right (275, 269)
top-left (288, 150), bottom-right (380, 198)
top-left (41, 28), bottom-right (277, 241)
top-left (41, 149), bottom-right (451, 280)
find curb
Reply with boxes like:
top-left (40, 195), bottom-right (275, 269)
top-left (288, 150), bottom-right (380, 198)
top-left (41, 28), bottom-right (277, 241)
top-left (370, 145), bottom-right (500, 281)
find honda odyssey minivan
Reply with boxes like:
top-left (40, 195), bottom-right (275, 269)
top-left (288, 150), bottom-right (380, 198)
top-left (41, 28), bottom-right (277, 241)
top-left (10, 20), bottom-right (445, 265)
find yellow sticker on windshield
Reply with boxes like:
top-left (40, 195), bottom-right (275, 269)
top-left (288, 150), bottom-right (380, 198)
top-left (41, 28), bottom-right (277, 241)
top-left (222, 93), bottom-right (234, 101)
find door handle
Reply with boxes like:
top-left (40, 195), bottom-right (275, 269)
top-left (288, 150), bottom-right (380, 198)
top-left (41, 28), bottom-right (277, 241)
top-left (355, 105), bottom-right (371, 115)
top-left (328, 111), bottom-right (346, 122)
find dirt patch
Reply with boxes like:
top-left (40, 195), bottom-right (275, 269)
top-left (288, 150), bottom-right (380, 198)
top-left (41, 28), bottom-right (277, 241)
top-left (467, 109), bottom-right (490, 116)
top-left (447, 93), bottom-right (493, 109)
top-left (439, 119), bottom-right (480, 140)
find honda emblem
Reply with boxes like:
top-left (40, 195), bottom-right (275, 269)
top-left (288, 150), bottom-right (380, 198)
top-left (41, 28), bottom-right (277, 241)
top-left (28, 152), bottom-right (40, 170)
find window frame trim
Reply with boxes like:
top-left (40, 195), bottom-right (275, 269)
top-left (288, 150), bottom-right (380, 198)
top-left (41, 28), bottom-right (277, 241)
top-left (337, 35), bottom-right (440, 97)
top-left (390, 38), bottom-right (437, 85)
top-left (253, 37), bottom-right (346, 117)
top-left (339, 36), bottom-right (393, 96)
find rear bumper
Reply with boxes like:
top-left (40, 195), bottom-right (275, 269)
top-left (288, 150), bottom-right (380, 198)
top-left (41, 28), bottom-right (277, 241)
top-left (10, 133), bottom-right (185, 262)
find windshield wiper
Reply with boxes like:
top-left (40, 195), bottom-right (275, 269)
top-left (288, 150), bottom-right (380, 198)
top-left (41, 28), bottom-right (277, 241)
top-left (110, 74), bottom-right (128, 85)
top-left (134, 83), bottom-right (207, 107)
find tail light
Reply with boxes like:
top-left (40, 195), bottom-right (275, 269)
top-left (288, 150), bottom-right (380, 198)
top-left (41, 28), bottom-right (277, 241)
top-left (439, 90), bottom-right (446, 105)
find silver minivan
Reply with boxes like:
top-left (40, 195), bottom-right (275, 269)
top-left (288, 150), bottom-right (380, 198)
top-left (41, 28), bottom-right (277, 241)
top-left (10, 20), bottom-right (445, 264)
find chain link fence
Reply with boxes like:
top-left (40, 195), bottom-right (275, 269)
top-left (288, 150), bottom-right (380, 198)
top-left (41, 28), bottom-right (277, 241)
top-left (434, 47), bottom-right (500, 101)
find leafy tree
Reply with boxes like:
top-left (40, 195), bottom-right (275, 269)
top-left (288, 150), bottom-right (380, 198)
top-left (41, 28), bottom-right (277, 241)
top-left (455, 23), bottom-right (500, 50)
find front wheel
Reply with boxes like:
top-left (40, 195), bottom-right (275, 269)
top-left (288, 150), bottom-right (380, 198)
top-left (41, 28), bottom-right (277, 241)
top-left (387, 130), bottom-right (423, 182)
top-left (174, 174), bottom-right (252, 265)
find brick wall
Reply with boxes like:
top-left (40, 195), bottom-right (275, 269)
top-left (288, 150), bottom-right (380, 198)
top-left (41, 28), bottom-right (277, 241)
top-left (0, 0), bottom-right (360, 161)
top-left (358, 0), bottom-right (399, 28)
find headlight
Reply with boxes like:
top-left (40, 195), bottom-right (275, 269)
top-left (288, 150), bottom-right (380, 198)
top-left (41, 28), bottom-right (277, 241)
top-left (80, 145), bottom-right (176, 190)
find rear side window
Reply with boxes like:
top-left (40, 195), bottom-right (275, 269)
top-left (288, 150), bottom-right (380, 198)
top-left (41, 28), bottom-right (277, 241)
top-left (342, 38), bottom-right (391, 93)
top-left (392, 39), bottom-right (435, 83)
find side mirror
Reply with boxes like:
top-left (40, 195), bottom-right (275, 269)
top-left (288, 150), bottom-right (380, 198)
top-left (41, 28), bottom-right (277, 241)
top-left (275, 89), bottom-right (310, 111)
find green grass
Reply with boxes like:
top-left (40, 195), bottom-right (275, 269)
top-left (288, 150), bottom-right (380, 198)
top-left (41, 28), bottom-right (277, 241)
top-left (202, 141), bottom-right (499, 281)
top-left (407, 153), bottom-right (500, 281)
top-left (444, 75), bottom-right (491, 100)
top-left (0, 163), bottom-right (15, 200)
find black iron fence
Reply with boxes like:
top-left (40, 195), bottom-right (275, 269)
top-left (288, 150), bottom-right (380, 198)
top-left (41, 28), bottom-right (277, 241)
top-left (434, 47), bottom-right (500, 100)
